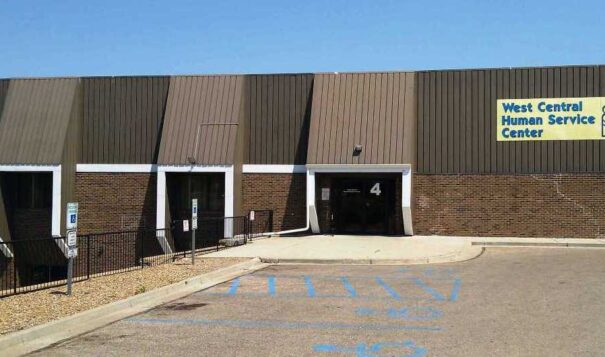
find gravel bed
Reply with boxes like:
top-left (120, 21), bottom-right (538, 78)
top-left (0, 257), bottom-right (248, 336)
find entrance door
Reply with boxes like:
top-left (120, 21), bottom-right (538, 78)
top-left (334, 178), bottom-right (392, 235)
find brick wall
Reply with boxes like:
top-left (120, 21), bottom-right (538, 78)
top-left (413, 174), bottom-right (605, 238)
top-left (76, 173), bottom-right (156, 234)
top-left (242, 173), bottom-right (306, 231)
top-left (315, 174), bottom-right (332, 233)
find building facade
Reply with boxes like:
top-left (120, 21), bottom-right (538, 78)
top-left (0, 64), bottom-right (604, 254)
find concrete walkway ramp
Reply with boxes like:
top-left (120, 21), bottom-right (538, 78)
top-left (204, 235), bottom-right (483, 265)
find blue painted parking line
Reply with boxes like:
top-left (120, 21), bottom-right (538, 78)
top-left (251, 272), bottom-right (458, 281)
top-left (340, 277), bottom-right (358, 297)
top-left (375, 277), bottom-right (401, 300)
top-left (449, 278), bottom-right (462, 301)
top-left (227, 278), bottom-right (240, 296)
top-left (268, 275), bottom-right (276, 296)
top-left (197, 274), bottom-right (461, 303)
top-left (304, 276), bottom-right (316, 297)
top-left (314, 340), bottom-right (427, 357)
top-left (126, 317), bottom-right (442, 332)
top-left (198, 291), bottom-right (426, 301)
top-left (411, 277), bottom-right (446, 301)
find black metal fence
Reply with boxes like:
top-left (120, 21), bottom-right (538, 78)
top-left (0, 229), bottom-right (178, 297)
top-left (0, 211), bottom-right (273, 298)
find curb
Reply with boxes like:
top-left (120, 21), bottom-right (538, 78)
top-left (472, 241), bottom-right (605, 248)
top-left (260, 246), bottom-right (484, 265)
top-left (0, 258), bottom-right (269, 357)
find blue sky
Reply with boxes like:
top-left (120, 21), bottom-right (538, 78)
top-left (0, 0), bottom-right (603, 77)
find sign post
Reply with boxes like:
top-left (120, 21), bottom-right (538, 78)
top-left (65, 202), bottom-right (78, 296)
top-left (191, 199), bottom-right (198, 265)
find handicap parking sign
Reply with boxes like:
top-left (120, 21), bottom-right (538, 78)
top-left (66, 203), bottom-right (78, 230)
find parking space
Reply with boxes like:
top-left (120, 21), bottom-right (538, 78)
top-left (35, 248), bottom-right (605, 356)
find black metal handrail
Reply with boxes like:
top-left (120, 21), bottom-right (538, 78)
top-left (0, 211), bottom-right (273, 298)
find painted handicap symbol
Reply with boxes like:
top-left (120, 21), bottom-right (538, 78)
top-left (313, 340), bottom-right (427, 357)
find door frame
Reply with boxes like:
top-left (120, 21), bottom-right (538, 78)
top-left (306, 164), bottom-right (413, 236)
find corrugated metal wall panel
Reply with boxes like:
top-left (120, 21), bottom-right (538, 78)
top-left (246, 74), bottom-right (313, 164)
top-left (0, 78), bottom-right (78, 164)
top-left (81, 76), bottom-right (169, 164)
top-left (60, 81), bottom-right (82, 234)
top-left (0, 79), bottom-right (9, 118)
top-left (417, 65), bottom-right (605, 174)
top-left (307, 72), bottom-right (416, 165)
top-left (158, 75), bottom-right (245, 165)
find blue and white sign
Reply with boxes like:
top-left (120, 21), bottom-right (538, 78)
top-left (66, 202), bottom-right (78, 230)
top-left (192, 199), bottom-right (198, 230)
top-left (67, 230), bottom-right (77, 247)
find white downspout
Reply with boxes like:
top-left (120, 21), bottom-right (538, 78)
top-left (266, 169), bottom-right (313, 235)
top-left (52, 167), bottom-right (70, 257)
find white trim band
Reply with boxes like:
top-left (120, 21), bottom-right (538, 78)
top-left (306, 164), bottom-right (413, 235)
top-left (155, 165), bottom-right (236, 249)
top-left (76, 164), bottom-right (156, 173)
top-left (242, 165), bottom-right (306, 174)
top-left (157, 165), bottom-right (232, 173)
top-left (0, 165), bottom-right (60, 172)
top-left (306, 164), bottom-right (409, 173)
top-left (51, 169), bottom-right (61, 237)
top-left (0, 165), bottom-right (62, 237)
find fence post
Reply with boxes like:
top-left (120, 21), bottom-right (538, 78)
top-left (270, 211), bottom-right (274, 232)
top-left (87, 235), bottom-right (91, 279)
top-left (140, 230), bottom-right (144, 269)
top-left (13, 251), bottom-right (17, 295)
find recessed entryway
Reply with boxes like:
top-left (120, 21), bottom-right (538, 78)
top-left (315, 173), bottom-right (400, 235)
top-left (332, 177), bottom-right (395, 235)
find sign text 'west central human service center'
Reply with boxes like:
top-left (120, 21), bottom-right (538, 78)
top-left (497, 97), bottom-right (605, 141)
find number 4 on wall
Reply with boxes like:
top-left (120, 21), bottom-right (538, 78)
top-left (370, 183), bottom-right (381, 196)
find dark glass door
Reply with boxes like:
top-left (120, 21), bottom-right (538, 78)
top-left (364, 180), bottom-right (389, 234)
top-left (336, 181), bottom-right (365, 234)
top-left (334, 178), bottom-right (392, 235)
top-left (167, 173), bottom-right (225, 250)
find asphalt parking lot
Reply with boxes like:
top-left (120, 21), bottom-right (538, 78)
top-left (35, 248), bottom-right (605, 356)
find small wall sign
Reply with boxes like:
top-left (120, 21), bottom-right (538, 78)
top-left (321, 188), bottom-right (330, 201)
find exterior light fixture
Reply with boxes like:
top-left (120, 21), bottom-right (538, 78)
top-left (353, 145), bottom-right (363, 156)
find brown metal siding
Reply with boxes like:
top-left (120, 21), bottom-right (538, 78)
top-left (246, 74), bottom-right (313, 164)
top-left (417, 65), bottom-right (605, 174)
top-left (0, 79), bottom-right (9, 118)
top-left (158, 76), bottom-right (245, 165)
top-left (60, 82), bottom-right (83, 234)
top-left (307, 72), bottom-right (416, 165)
top-left (81, 77), bottom-right (170, 164)
top-left (0, 78), bottom-right (79, 164)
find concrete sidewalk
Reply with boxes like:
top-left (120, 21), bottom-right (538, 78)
top-left (205, 235), bottom-right (605, 264)
top-left (204, 235), bottom-right (483, 264)
top-left (469, 236), bottom-right (605, 248)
